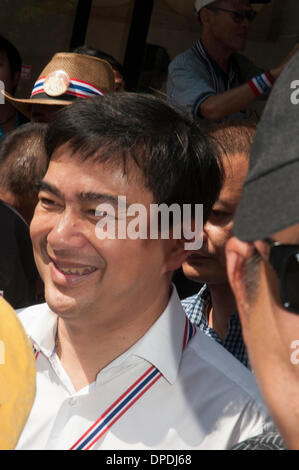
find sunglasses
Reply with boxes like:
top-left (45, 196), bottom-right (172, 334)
top-left (264, 238), bottom-right (299, 315)
top-left (209, 7), bottom-right (257, 24)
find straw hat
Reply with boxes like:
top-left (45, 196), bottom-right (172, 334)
top-left (3, 52), bottom-right (115, 118)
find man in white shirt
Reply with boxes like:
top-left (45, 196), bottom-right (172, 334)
top-left (17, 93), bottom-right (273, 450)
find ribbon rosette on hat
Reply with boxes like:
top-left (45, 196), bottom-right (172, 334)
top-left (43, 70), bottom-right (70, 97)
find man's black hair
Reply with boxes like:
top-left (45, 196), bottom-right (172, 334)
top-left (0, 34), bottom-right (22, 78)
top-left (45, 93), bottom-right (223, 223)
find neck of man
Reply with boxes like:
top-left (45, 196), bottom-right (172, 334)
top-left (55, 283), bottom-right (171, 392)
top-left (200, 32), bottom-right (233, 74)
top-left (208, 281), bottom-right (237, 341)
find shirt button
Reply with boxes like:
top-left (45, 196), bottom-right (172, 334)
top-left (68, 397), bottom-right (77, 406)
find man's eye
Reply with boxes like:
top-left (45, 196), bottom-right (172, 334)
top-left (92, 209), bottom-right (115, 219)
top-left (40, 197), bottom-right (56, 206)
top-left (94, 209), bottom-right (106, 216)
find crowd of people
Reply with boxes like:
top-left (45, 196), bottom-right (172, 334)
top-left (0, 0), bottom-right (299, 451)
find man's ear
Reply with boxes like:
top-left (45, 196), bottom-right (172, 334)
top-left (225, 237), bottom-right (255, 332)
top-left (163, 237), bottom-right (192, 274)
top-left (200, 7), bottom-right (212, 26)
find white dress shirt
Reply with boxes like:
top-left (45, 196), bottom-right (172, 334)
top-left (17, 288), bottom-right (273, 450)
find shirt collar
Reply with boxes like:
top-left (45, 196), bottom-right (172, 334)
top-left (22, 286), bottom-right (188, 384)
top-left (22, 304), bottom-right (58, 357)
top-left (195, 284), bottom-right (212, 321)
top-left (195, 40), bottom-right (237, 83)
top-left (128, 286), bottom-right (188, 385)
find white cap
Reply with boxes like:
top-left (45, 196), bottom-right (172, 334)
top-left (194, 0), bottom-right (216, 13)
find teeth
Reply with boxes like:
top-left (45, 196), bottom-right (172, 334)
top-left (58, 266), bottom-right (96, 275)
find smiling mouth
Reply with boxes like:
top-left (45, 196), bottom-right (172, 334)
top-left (56, 265), bottom-right (97, 276)
top-left (50, 259), bottom-right (98, 284)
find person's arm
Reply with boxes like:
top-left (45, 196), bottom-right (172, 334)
top-left (199, 81), bottom-right (260, 121)
top-left (199, 44), bottom-right (299, 122)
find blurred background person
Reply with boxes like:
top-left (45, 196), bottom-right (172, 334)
top-left (182, 120), bottom-right (255, 367)
top-left (73, 45), bottom-right (126, 92)
top-left (0, 122), bottom-right (48, 223)
top-left (167, 0), bottom-right (299, 123)
top-left (0, 122), bottom-right (48, 308)
top-left (0, 34), bottom-right (27, 138)
top-left (4, 52), bottom-right (115, 123)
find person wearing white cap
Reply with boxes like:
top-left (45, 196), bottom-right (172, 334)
top-left (167, 0), bottom-right (299, 123)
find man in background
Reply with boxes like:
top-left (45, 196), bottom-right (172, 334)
top-left (0, 123), bottom-right (47, 308)
top-left (182, 120), bottom-right (254, 367)
top-left (0, 35), bottom-right (27, 137)
top-left (73, 45), bottom-right (126, 91)
top-left (167, 0), bottom-right (298, 123)
top-left (0, 122), bottom-right (48, 223)
top-left (4, 52), bottom-right (115, 123)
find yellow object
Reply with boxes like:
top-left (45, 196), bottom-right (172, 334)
top-left (0, 297), bottom-right (36, 450)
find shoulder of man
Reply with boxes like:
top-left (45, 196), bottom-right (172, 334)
top-left (187, 329), bottom-right (271, 412)
top-left (168, 46), bottom-right (205, 72)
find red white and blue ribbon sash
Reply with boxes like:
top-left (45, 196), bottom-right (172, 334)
top-left (70, 365), bottom-right (162, 450)
top-left (31, 77), bottom-right (104, 99)
top-left (34, 317), bottom-right (197, 450)
top-left (70, 318), bottom-right (196, 450)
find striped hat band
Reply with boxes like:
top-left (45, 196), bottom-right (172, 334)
top-left (31, 75), bottom-right (105, 102)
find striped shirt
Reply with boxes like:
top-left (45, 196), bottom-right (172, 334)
top-left (182, 285), bottom-right (249, 368)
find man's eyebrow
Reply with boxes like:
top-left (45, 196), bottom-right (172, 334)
top-left (77, 192), bottom-right (121, 206)
top-left (38, 180), bottom-right (63, 199)
top-left (38, 182), bottom-right (124, 207)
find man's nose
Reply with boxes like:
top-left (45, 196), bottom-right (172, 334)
top-left (47, 208), bottom-right (86, 250)
top-left (202, 224), bottom-right (209, 245)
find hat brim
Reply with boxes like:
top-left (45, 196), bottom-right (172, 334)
top-left (3, 91), bottom-right (71, 119)
top-left (234, 159), bottom-right (299, 242)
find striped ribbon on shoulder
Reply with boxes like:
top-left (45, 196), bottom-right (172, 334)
top-left (70, 317), bottom-right (197, 450)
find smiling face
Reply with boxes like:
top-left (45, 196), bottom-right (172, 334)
top-left (30, 144), bottom-right (178, 326)
top-left (183, 151), bottom-right (248, 285)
